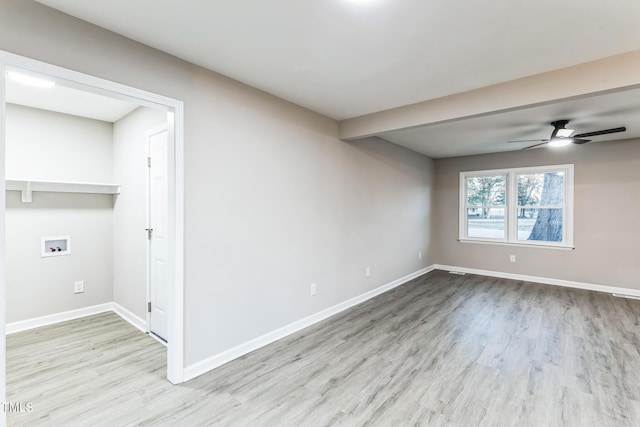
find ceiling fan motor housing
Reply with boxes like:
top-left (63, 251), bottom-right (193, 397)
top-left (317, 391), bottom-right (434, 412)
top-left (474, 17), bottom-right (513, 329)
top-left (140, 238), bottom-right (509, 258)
top-left (551, 120), bottom-right (570, 129)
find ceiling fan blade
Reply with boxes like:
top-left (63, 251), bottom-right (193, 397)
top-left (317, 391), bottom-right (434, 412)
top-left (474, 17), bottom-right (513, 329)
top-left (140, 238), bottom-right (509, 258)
top-left (573, 127), bottom-right (626, 138)
top-left (523, 142), bottom-right (548, 150)
top-left (571, 138), bottom-right (591, 145)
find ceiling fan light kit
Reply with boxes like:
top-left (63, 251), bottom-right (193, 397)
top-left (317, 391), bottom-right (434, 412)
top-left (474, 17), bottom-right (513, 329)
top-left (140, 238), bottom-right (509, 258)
top-left (548, 138), bottom-right (573, 147)
top-left (507, 119), bottom-right (627, 150)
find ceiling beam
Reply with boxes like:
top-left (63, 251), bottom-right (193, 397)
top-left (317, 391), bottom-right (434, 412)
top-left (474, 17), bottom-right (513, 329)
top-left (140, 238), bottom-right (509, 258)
top-left (339, 49), bottom-right (640, 140)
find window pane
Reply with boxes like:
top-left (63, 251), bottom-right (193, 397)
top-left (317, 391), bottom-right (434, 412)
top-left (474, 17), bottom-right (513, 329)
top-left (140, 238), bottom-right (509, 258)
top-left (466, 176), bottom-right (505, 206)
top-left (468, 208), bottom-right (505, 239)
top-left (517, 208), bottom-right (563, 242)
top-left (517, 172), bottom-right (564, 206)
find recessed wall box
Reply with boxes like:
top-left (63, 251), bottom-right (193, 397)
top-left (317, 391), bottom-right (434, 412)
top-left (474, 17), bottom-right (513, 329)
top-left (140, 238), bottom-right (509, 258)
top-left (41, 236), bottom-right (71, 258)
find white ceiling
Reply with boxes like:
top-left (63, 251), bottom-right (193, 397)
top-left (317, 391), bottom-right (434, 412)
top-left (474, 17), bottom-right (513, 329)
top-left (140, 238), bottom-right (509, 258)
top-left (6, 74), bottom-right (139, 122)
top-left (377, 88), bottom-right (640, 158)
top-left (35, 0), bottom-right (640, 120)
top-left (29, 0), bottom-right (640, 159)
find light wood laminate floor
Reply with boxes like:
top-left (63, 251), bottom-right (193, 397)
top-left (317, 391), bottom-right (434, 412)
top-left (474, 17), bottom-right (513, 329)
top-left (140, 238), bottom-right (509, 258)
top-left (8, 270), bottom-right (640, 426)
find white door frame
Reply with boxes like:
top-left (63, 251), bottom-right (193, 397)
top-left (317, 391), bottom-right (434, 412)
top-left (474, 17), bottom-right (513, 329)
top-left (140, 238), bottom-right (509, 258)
top-left (0, 51), bottom-right (185, 388)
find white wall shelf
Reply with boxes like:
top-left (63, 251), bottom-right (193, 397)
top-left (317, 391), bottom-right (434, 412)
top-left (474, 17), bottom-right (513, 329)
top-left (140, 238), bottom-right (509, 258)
top-left (6, 179), bottom-right (121, 203)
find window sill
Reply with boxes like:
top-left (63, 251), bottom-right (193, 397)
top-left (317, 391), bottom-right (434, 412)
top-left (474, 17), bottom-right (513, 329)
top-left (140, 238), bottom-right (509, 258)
top-left (458, 239), bottom-right (574, 250)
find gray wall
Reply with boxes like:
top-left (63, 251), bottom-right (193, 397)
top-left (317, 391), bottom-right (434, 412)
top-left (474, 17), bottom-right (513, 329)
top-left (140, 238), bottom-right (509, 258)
top-left (6, 104), bottom-right (113, 182)
top-left (0, 1), bottom-right (436, 366)
top-left (5, 104), bottom-right (114, 322)
top-left (113, 107), bottom-right (167, 321)
top-left (434, 138), bottom-right (640, 289)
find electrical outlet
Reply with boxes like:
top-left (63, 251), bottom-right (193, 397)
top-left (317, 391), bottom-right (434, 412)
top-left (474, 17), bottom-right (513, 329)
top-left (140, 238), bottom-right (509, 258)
top-left (365, 266), bottom-right (371, 277)
top-left (418, 251), bottom-right (422, 260)
top-left (310, 283), bottom-right (317, 296)
top-left (510, 255), bottom-right (516, 263)
top-left (74, 280), bottom-right (84, 294)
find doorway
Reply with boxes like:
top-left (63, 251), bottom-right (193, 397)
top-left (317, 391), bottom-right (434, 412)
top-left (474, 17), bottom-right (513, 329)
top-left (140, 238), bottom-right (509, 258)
top-left (0, 51), bottom-right (185, 389)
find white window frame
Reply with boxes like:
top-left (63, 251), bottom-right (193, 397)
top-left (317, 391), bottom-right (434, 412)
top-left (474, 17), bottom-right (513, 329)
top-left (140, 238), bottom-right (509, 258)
top-left (459, 164), bottom-right (574, 249)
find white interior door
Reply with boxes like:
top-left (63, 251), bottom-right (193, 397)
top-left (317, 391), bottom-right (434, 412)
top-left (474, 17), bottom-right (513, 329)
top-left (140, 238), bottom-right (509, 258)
top-left (148, 125), bottom-right (169, 341)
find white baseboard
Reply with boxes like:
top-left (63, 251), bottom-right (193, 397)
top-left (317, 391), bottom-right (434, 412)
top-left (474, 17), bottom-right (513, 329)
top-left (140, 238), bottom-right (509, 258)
top-left (6, 302), bottom-right (148, 335)
top-left (6, 303), bottom-right (113, 334)
top-left (112, 302), bottom-right (148, 333)
top-left (183, 265), bottom-right (436, 381)
top-left (434, 264), bottom-right (640, 297)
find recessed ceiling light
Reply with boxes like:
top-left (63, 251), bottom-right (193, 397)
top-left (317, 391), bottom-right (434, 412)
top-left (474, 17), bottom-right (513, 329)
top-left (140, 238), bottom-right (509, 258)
top-left (6, 71), bottom-right (56, 88)
top-left (548, 137), bottom-right (572, 147)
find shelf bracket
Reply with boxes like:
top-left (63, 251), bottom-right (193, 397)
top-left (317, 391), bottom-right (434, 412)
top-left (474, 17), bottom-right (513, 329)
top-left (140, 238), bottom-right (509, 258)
top-left (21, 181), bottom-right (32, 203)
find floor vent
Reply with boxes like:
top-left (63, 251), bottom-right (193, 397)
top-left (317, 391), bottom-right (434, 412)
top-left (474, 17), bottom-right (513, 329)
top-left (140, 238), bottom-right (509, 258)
top-left (449, 271), bottom-right (466, 275)
top-left (612, 293), bottom-right (640, 300)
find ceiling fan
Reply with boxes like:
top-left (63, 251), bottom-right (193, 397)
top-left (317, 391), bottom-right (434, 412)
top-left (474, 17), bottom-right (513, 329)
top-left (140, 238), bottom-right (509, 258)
top-left (508, 120), bottom-right (627, 149)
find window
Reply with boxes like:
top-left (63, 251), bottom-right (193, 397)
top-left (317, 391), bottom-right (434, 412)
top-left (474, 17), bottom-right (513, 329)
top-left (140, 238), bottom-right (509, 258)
top-left (460, 165), bottom-right (573, 248)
